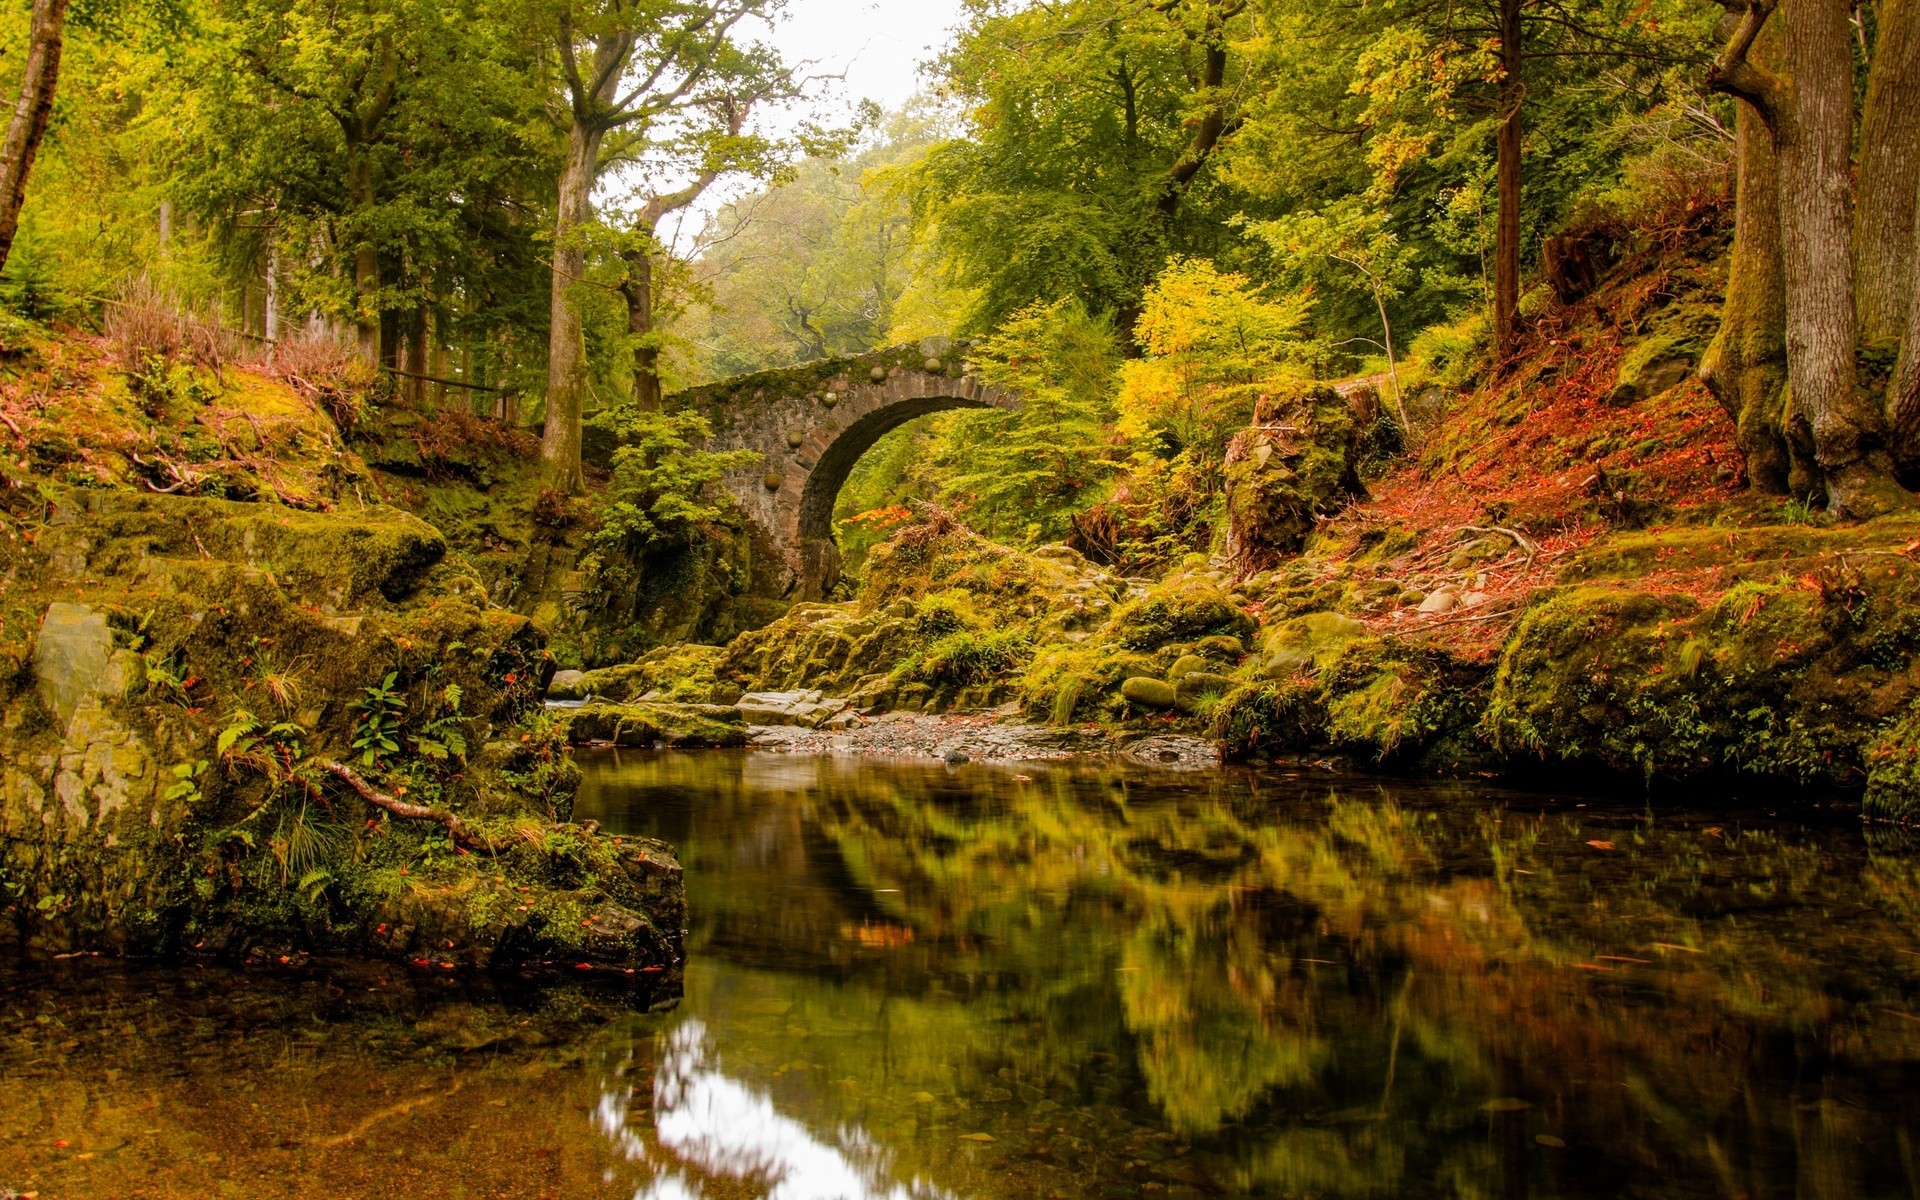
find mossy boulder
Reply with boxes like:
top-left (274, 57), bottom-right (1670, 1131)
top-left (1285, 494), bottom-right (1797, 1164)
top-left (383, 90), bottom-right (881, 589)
top-left (1608, 335), bottom-right (1696, 406)
top-left (567, 644), bottom-right (734, 705)
top-left (1483, 563), bottom-right (1920, 783)
top-left (1221, 383), bottom-right (1365, 569)
top-left (1211, 680), bottom-right (1329, 758)
top-left (1022, 645), bottom-right (1158, 725)
top-left (1864, 702), bottom-right (1920, 821)
top-left (1261, 612), bottom-right (1368, 676)
top-left (559, 702), bottom-right (747, 748)
top-left (1109, 574), bottom-right (1257, 652)
top-left (1174, 671), bottom-right (1236, 713)
top-left (1121, 677), bottom-right (1179, 709)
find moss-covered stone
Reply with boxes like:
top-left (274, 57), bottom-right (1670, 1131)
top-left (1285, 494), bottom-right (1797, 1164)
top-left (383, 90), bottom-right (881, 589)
top-left (1261, 612), bottom-right (1368, 676)
top-left (1121, 677), bottom-right (1178, 709)
top-left (1483, 555), bottom-right (1920, 783)
top-left (559, 702), bottom-right (747, 748)
top-left (1109, 575), bottom-right (1257, 652)
top-left (1864, 702), bottom-right (1920, 821)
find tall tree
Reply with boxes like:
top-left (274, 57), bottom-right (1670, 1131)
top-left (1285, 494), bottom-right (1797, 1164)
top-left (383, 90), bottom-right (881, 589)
top-left (1700, 10), bottom-right (1795, 492)
top-left (537, 0), bottom-right (774, 490)
top-left (611, 65), bottom-right (820, 408)
top-left (1708, 0), bottom-right (1916, 514)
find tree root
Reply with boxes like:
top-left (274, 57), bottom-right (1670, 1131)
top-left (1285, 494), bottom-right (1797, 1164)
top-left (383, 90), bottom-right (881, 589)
top-left (318, 759), bottom-right (499, 854)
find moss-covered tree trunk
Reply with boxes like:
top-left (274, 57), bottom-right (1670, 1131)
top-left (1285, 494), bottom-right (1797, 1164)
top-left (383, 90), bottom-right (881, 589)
top-left (1776, 0), bottom-right (1907, 516)
top-left (542, 119), bottom-right (604, 492)
top-left (1893, 194), bottom-right (1920, 465)
top-left (1709, 0), bottom-right (1913, 513)
top-left (620, 245), bottom-right (662, 411)
top-left (1855, 0), bottom-right (1920, 349)
top-left (1701, 18), bottom-right (1797, 494)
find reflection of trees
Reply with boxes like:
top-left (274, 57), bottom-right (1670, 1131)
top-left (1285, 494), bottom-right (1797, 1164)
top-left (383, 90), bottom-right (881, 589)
top-left (578, 753), bottom-right (1920, 1197)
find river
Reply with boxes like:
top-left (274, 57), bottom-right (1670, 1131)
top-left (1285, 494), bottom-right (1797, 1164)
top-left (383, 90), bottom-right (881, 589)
top-left (5, 750), bottom-right (1920, 1198)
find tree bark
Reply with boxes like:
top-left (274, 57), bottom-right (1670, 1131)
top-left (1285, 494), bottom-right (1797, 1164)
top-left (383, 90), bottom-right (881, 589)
top-left (619, 246), bottom-right (661, 410)
top-left (1155, 0), bottom-right (1244, 220)
top-left (1776, 0), bottom-right (1906, 514)
top-left (1855, 0), bottom-right (1920, 347)
top-left (542, 119), bottom-right (604, 491)
top-left (0, 0), bottom-right (68, 275)
top-left (1890, 180), bottom-right (1920, 466)
top-left (1702, 19), bottom-right (1797, 493)
top-left (405, 300), bottom-right (428, 404)
top-left (1493, 0), bottom-right (1524, 361)
top-left (346, 156), bottom-right (382, 367)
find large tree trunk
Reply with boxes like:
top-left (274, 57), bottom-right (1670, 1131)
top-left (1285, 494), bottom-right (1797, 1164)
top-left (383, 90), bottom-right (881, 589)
top-left (1777, 0), bottom-right (1906, 515)
top-left (1493, 0), bottom-right (1524, 361)
top-left (1855, 0), bottom-right (1920, 348)
top-left (542, 119), bottom-right (603, 491)
top-left (0, 0), bottom-right (68, 275)
top-left (620, 245), bottom-right (662, 411)
top-left (1701, 20), bottom-right (1798, 494)
top-left (405, 300), bottom-right (428, 404)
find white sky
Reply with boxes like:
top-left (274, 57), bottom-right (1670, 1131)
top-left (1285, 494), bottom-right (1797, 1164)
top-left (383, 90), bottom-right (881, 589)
top-left (655, 0), bottom-right (971, 254)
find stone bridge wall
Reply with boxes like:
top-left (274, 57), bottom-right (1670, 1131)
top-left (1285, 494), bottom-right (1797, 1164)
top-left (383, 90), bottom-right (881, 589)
top-left (668, 342), bottom-right (1018, 600)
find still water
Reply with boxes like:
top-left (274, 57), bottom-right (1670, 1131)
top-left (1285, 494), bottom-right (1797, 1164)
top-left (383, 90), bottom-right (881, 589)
top-left (7, 751), bottom-right (1920, 1199)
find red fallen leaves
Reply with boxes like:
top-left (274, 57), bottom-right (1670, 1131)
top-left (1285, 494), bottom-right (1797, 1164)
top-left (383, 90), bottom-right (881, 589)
top-left (1586, 839), bottom-right (1616, 850)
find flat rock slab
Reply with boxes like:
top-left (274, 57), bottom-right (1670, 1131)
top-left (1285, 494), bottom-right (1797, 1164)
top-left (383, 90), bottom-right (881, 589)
top-left (735, 689), bottom-right (849, 728)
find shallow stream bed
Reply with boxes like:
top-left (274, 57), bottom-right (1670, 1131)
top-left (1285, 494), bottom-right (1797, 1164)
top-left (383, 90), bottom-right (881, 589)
top-left (6, 752), bottom-right (1920, 1198)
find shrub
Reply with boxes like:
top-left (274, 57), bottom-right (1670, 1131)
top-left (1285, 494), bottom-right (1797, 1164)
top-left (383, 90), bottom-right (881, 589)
top-left (587, 405), bottom-right (759, 552)
top-left (262, 332), bottom-right (381, 434)
top-left (104, 276), bottom-right (239, 375)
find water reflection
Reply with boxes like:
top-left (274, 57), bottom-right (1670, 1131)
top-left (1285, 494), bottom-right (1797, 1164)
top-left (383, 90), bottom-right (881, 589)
top-left (616, 1020), bottom-right (951, 1200)
top-left (574, 751), bottom-right (1920, 1199)
top-left (7, 754), bottom-right (1920, 1199)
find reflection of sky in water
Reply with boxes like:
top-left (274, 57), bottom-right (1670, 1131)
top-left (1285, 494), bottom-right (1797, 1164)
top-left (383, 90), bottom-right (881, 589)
top-left (604, 1020), bottom-right (955, 1200)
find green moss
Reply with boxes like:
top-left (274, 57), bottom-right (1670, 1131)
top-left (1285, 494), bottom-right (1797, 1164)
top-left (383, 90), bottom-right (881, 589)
top-left (0, 483), bottom-right (682, 975)
top-left (1109, 576), bottom-right (1257, 652)
top-left (1864, 702), bottom-right (1920, 822)
top-left (1483, 561), bottom-right (1920, 782)
top-left (1211, 680), bottom-right (1328, 759)
top-left (559, 702), bottom-right (748, 748)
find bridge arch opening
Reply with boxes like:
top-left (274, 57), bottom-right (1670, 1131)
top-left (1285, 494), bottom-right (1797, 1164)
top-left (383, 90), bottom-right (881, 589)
top-left (795, 394), bottom-right (996, 598)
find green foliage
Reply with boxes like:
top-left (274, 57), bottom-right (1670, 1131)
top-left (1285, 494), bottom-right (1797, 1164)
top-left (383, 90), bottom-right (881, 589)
top-left (896, 628), bottom-right (1034, 689)
top-left (349, 673), bottom-right (406, 768)
top-left (933, 300), bottom-right (1123, 544)
top-left (164, 759), bottom-right (210, 805)
top-left (413, 684), bottom-right (469, 763)
top-left (586, 406), bottom-right (758, 552)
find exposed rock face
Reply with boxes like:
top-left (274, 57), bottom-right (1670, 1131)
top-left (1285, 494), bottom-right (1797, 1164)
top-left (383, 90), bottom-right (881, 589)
top-left (0, 479), bottom-right (684, 978)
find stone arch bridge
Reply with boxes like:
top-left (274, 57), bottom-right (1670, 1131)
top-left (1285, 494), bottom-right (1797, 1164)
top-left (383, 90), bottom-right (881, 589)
top-left (664, 343), bottom-right (1019, 601)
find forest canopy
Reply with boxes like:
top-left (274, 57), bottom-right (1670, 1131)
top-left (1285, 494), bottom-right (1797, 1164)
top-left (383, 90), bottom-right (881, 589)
top-left (1, 0), bottom-right (1917, 566)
